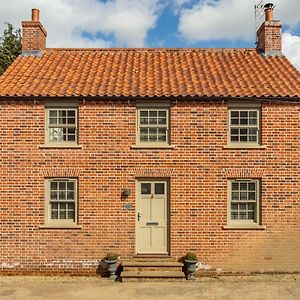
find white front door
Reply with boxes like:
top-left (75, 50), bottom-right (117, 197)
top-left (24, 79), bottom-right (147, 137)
top-left (136, 180), bottom-right (168, 254)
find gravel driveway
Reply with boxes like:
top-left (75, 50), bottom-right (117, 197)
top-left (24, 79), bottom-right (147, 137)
top-left (0, 274), bottom-right (299, 300)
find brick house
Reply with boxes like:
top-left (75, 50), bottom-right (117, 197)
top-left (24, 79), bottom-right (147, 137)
top-left (0, 4), bottom-right (300, 277)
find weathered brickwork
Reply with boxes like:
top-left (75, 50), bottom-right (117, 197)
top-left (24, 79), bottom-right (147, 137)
top-left (0, 98), bottom-right (299, 275)
top-left (22, 21), bottom-right (47, 51)
top-left (256, 20), bottom-right (282, 54)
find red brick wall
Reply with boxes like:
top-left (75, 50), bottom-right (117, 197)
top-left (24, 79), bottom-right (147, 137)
top-left (22, 21), bottom-right (47, 51)
top-left (0, 99), bottom-right (299, 275)
top-left (256, 20), bottom-right (282, 54)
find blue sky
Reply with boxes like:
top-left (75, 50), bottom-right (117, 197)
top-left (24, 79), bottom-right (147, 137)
top-left (1, 0), bottom-right (300, 69)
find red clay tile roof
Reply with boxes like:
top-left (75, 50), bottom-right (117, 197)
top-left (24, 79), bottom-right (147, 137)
top-left (0, 48), bottom-right (300, 98)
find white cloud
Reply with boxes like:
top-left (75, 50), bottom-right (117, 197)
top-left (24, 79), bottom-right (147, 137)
top-left (178, 0), bottom-right (300, 42)
top-left (172, 0), bottom-right (192, 6)
top-left (0, 0), bottom-right (161, 48)
top-left (282, 32), bottom-right (300, 70)
top-left (178, 0), bottom-right (254, 42)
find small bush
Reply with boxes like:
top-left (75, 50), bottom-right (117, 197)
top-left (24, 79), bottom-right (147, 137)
top-left (185, 251), bottom-right (197, 261)
top-left (105, 252), bottom-right (119, 261)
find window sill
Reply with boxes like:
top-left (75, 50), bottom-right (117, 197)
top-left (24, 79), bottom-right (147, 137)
top-left (130, 144), bottom-right (175, 149)
top-left (39, 144), bottom-right (83, 149)
top-left (39, 224), bottom-right (82, 229)
top-left (223, 144), bottom-right (266, 149)
top-left (223, 225), bottom-right (266, 230)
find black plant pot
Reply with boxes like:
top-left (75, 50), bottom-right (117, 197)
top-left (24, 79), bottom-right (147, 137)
top-left (184, 259), bottom-right (198, 280)
top-left (105, 259), bottom-right (118, 280)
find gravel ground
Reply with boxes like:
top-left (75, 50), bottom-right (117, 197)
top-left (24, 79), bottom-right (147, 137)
top-left (0, 274), bottom-right (299, 300)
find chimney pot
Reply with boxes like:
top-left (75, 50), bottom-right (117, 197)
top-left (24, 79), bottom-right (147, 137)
top-left (32, 8), bottom-right (40, 22)
top-left (264, 3), bottom-right (274, 21)
top-left (256, 3), bottom-right (281, 56)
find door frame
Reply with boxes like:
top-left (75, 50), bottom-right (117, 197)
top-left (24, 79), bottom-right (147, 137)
top-left (135, 177), bottom-right (170, 255)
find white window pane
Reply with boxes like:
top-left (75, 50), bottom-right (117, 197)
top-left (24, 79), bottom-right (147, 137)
top-left (249, 111), bottom-right (257, 118)
top-left (232, 192), bottom-right (239, 200)
top-left (49, 111), bottom-right (57, 117)
top-left (248, 212), bottom-right (254, 219)
top-left (240, 129), bottom-right (248, 135)
top-left (68, 210), bottom-right (75, 220)
top-left (231, 203), bottom-right (238, 210)
top-left (248, 183), bottom-right (256, 191)
top-left (67, 191), bottom-right (74, 200)
top-left (140, 111), bottom-right (148, 117)
top-left (149, 111), bottom-right (157, 117)
top-left (67, 117), bottom-right (76, 124)
top-left (155, 183), bottom-right (165, 194)
top-left (59, 182), bottom-right (66, 190)
top-left (232, 183), bottom-right (239, 191)
top-left (149, 128), bottom-right (157, 134)
top-left (51, 203), bottom-right (58, 210)
top-left (50, 191), bottom-right (57, 200)
top-left (60, 210), bottom-right (66, 219)
top-left (157, 135), bottom-right (166, 142)
top-left (158, 111), bottom-right (166, 117)
top-left (158, 117), bottom-right (166, 124)
top-left (149, 118), bottom-right (157, 124)
top-left (240, 183), bottom-right (247, 190)
top-left (67, 110), bottom-right (75, 117)
top-left (59, 111), bottom-right (66, 117)
top-left (240, 118), bottom-right (248, 125)
top-left (141, 183), bottom-right (151, 194)
top-left (140, 135), bottom-right (148, 142)
top-left (58, 191), bottom-right (65, 200)
top-left (240, 192), bottom-right (248, 200)
top-left (67, 182), bottom-right (74, 190)
top-left (231, 212), bottom-right (239, 219)
top-left (50, 128), bottom-right (64, 141)
top-left (60, 203), bottom-right (66, 209)
top-left (50, 182), bottom-right (57, 190)
top-left (240, 111), bottom-right (248, 118)
top-left (49, 118), bottom-right (57, 125)
top-left (149, 135), bottom-right (157, 142)
top-left (140, 118), bottom-right (148, 125)
top-left (51, 210), bottom-right (58, 219)
top-left (231, 118), bottom-right (239, 125)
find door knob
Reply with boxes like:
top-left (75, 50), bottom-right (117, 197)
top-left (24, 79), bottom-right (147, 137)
top-left (137, 212), bottom-right (143, 221)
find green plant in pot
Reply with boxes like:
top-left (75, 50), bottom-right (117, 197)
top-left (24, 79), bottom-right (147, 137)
top-left (184, 252), bottom-right (198, 280)
top-left (104, 252), bottom-right (119, 280)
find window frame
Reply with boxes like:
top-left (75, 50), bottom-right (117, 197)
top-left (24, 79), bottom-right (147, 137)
top-left (227, 102), bottom-right (262, 147)
top-left (44, 178), bottom-right (78, 227)
top-left (136, 102), bottom-right (170, 147)
top-left (46, 108), bottom-right (78, 144)
top-left (227, 179), bottom-right (260, 226)
top-left (44, 100), bottom-right (79, 146)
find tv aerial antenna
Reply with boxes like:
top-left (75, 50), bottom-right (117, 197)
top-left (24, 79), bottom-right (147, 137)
top-left (255, 0), bottom-right (265, 32)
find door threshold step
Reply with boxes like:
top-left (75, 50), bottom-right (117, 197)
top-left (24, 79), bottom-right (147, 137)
top-left (121, 271), bottom-right (185, 278)
top-left (133, 255), bottom-right (171, 259)
top-left (122, 261), bottom-right (183, 267)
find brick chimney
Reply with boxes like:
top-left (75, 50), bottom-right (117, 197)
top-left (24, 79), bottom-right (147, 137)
top-left (256, 3), bottom-right (282, 56)
top-left (21, 9), bottom-right (47, 56)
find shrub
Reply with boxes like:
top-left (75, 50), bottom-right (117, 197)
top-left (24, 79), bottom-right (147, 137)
top-left (105, 252), bottom-right (119, 261)
top-left (185, 251), bottom-right (197, 261)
